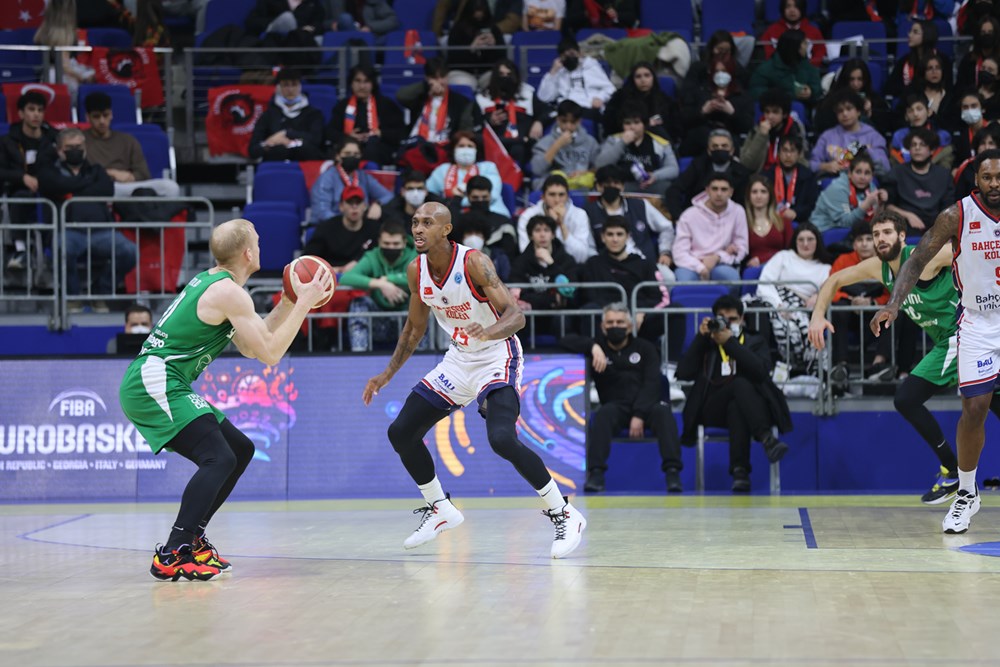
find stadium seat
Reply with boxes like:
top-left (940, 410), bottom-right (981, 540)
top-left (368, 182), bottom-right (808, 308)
top-left (381, 30), bottom-right (439, 91)
top-left (896, 18), bottom-right (955, 59)
top-left (115, 124), bottom-right (174, 180)
top-left (501, 183), bottom-right (516, 216)
top-left (0, 29), bottom-right (42, 83)
top-left (700, 0), bottom-right (755, 42)
top-left (697, 425), bottom-right (781, 493)
top-left (448, 84), bottom-right (475, 100)
top-left (822, 227), bottom-right (851, 248)
top-left (252, 166), bottom-right (310, 220)
top-left (197, 0), bottom-right (257, 46)
top-left (0, 93), bottom-right (5, 123)
top-left (511, 31), bottom-right (560, 89)
top-left (243, 201), bottom-right (302, 272)
top-left (77, 84), bottom-right (140, 124)
top-left (3, 83), bottom-right (73, 124)
top-left (670, 284), bottom-right (732, 353)
top-left (658, 76), bottom-right (676, 99)
top-left (320, 31), bottom-right (376, 67)
top-left (0, 122), bottom-right (7, 136)
top-left (392, 2), bottom-right (437, 32)
top-left (827, 57), bottom-right (886, 96)
top-left (740, 264), bottom-right (763, 297)
top-left (302, 84), bottom-right (337, 123)
top-left (85, 28), bottom-right (132, 49)
top-left (641, 0), bottom-right (691, 32)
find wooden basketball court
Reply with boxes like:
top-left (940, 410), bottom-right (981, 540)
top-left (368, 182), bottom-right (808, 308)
top-left (3, 495), bottom-right (1000, 666)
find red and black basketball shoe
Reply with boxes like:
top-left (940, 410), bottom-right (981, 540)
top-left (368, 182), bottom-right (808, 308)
top-left (192, 534), bottom-right (232, 573)
top-left (150, 544), bottom-right (220, 581)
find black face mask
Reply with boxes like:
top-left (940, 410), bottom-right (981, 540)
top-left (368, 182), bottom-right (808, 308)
top-left (981, 72), bottom-right (997, 87)
top-left (340, 156), bottom-right (360, 172)
top-left (381, 248), bottom-right (402, 263)
top-left (600, 186), bottom-right (621, 204)
top-left (469, 199), bottom-right (491, 212)
top-left (63, 148), bottom-right (85, 167)
top-left (605, 326), bottom-right (628, 345)
top-left (709, 149), bottom-right (731, 165)
top-left (976, 33), bottom-right (994, 50)
top-left (562, 56), bottom-right (579, 71)
top-left (495, 76), bottom-right (517, 98)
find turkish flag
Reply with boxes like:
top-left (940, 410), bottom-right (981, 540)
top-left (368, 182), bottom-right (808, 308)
top-left (205, 85), bottom-right (273, 157)
top-left (0, 0), bottom-right (44, 30)
top-left (90, 47), bottom-right (165, 109)
top-left (481, 123), bottom-right (523, 191)
top-left (3, 83), bottom-right (73, 124)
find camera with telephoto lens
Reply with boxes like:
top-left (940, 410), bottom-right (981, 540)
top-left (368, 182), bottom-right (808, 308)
top-left (706, 316), bottom-right (730, 333)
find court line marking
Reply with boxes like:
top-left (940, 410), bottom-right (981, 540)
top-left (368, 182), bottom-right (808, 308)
top-left (781, 507), bottom-right (818, 549)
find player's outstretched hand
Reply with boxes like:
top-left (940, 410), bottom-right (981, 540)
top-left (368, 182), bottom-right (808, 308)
top-left (869, 305), bottom-right (897, 337)
top-left (808, 317), bottom-right (834, 350)
top-left (363, 372), bottom-right (390, 406)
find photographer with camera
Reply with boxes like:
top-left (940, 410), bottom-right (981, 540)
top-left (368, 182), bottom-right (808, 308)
top-left (561, 302), bottom-right (683, 494)
top-left (675, 295), bottom-right (792, 492)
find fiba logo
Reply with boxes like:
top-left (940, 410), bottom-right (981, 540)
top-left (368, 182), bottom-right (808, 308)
top-left (49, 390), bottom-right (107, 417)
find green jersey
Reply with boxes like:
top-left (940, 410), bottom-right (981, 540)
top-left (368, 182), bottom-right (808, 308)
top-left (882, 245), bottom-right (959, 345)
top-left (119, 270), bottom-right (236, 452)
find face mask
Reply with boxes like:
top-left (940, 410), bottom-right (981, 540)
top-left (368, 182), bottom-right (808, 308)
top-left (403, 188), bottom-right (426, 208)
top-left (129, 325), bottom-right (151, 335)
top-left (712, 71), bottom-right (732, 88)
top-left (340, 156), bottom-right (360, 172)
top-left (962, 108), bottom-right (983, 125)
top-left (463, 235), bottom-right (485, 250)
top-left (63, 148), bottom-right (85, 167)
top-left (282, 95), bottom-right (302, 106)
top-left (605, 326), bottom-right (628, 345)
top-left (562, 56), bottom-right (579, 71)
top-left (981, 72), bottom-right (997, 87)
top-left (600, 186), bottom-right (621, 204)
top-left (976, 33), bottom-right (994, 50)
top-left (709, 149), bottom-right (731, 165)
top-left (381, 248), bottom-right (403, 263)
top-left (729, 323), bottom-right (742, 337)
top-left (454, 147), bottom-right (477, 166)
top-left (469, 199), bottom-right (490, 212)
top-left (496, 76), bottom-right (516, 97)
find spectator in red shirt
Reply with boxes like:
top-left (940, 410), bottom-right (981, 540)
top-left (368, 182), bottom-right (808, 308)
top-left (760, 0), bottom-right (827, 68)
top-left (743, 174), bottom-right (792, 268)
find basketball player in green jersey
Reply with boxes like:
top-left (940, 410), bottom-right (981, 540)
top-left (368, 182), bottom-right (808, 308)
top-left (809, 211), bottom-right (1000, 504)
top-left (120, 219), bottom-right (332, 581)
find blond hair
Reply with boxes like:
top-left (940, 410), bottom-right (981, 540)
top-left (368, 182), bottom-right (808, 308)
top-left (744, 174), bottom-right (784, 233)
top-left (210, 219), bottom-right (255, 265)
top-left (35, 0), bottom-right (78, 47)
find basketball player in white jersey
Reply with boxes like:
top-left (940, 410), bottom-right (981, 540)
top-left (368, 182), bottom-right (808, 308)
top-left (872, 149), bottom-right (1000, 534)
top-left (362, 202), bottom-right (586, 558)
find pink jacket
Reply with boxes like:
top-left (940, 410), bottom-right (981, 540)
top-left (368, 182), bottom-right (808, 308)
top-left (673, 192), bottom-right (749, 274)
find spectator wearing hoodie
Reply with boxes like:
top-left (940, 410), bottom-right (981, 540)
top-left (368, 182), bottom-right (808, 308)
top-left (748, 29), bottom-right (822, 105)
top-left (810, 90), bottom-right (890, 176)
top-left (595, 106), bottom-right (679, 198)
top-left (665, 129), bottom-right (751, 222)
top-left (672, 173), bottom-right (749, 285)
top-left (537, 37), bottom-right (615, 121)
top-left (517, 174), bottom-right (595, 263)
top-left (249, 69), bottom-right (326, 162)
top-left (811, 153), bottom-right (889, 232)
top-left (530, 100), bottom-right (600, 191)
top-left (739, 88), bottom-right (808, 173)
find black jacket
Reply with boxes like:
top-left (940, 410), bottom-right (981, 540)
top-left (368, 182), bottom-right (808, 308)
top-left (246, 0), bottom-right (326, 34)
top-left (508, 238), bottom-right (578, 310)
top-left (0, 121), bottom-right (58, 194)
top-left (37, 159), bottom-right (114, 223)
top-left (761, 163), bottom-right (820, 224)
top-left (249, 99), bottom-right (326, 161)
top-left (583, 197), bottom-right (658, 261)
top-left (326, 94), bottom-right (406, 150)
top-left (561, 332), bottom-right (663, 419)
top-left (396, 82), bottom-right (475, 139)
top-left (665, 155), bottom-right (751, 221)
top-left (577, 248), bottom-right (664, 309)
top-left (674, 328), bottom-right (792, 444)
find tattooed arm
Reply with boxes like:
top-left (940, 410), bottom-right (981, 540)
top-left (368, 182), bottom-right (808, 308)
top-left (870, 204), bottom-right (959, 336)
top-left (363, 260), bottom-right (429, 404)
top-left (464, 250), bottom-right (526, 341)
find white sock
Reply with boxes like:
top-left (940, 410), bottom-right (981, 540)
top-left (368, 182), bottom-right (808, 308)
top-left (959, 468), bottom-right (978, 495)
top-left (537, 479), bottom-right (566, 512)
top-left (417, 477), bottom-right (446, 505)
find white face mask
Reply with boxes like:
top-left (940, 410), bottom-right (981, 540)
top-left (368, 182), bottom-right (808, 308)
top-left (454, 147), bottom-right (478, 166)
top-left (729, 323), bottom-right (742, 337)
top-left (403, 188), bottom-right (426, 208)
top-left (129, 325), bottom-right (151, 334)
top-left (713, 71), bottom-right (732, 88)
top-left (962, 108), bottom-right (984, 125)
top-left (463, 235), bottom-right (485, 250)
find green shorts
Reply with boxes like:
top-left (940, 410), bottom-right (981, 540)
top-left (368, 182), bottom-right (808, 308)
top-left (910, 335), bottom-right (958, 387)
top-left (119, 355), bottom-right (224, 453)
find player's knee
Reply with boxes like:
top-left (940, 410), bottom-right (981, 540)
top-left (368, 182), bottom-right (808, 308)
top-left (893, 391), bottom-right (914, 414)
top-left (387, 418), bottom-right (411, 453)
top-left (487, 426), bottom-right (520, 460)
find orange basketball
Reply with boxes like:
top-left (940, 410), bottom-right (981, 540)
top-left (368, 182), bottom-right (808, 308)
top-left (282, 255), bottom-right (335, 307)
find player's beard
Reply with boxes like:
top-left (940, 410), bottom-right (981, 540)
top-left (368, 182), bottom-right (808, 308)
top-left (875, 239), bottom-right (903, 262)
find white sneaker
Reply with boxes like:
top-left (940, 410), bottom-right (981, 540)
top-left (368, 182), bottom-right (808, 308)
top-left (545, 498), bottom-right (587, 559)
top-left (942, 489), bottom-right (981, 534)
top-left (403, 494), bottom-right (464, 549)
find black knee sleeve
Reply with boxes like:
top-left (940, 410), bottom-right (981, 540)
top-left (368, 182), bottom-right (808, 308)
top-left (483, 386), bottom-right (551, 489)
top-left (387, 393), bottom-right (451, 485)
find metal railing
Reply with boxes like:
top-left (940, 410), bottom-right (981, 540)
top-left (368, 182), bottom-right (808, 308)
top-left (0, 197), bottom-right (60, 327)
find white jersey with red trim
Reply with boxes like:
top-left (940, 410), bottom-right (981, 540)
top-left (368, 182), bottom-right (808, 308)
top-left (417, 242), bottom-right (509, 353)
top-left (954, 192), bottom-right (1000, 312)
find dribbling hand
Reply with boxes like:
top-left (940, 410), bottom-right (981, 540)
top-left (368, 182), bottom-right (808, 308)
top-left (870, 306), bottom-right (898, 337)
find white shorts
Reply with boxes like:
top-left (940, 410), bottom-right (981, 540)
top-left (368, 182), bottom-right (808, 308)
top-left (957, 308), bottom-right (1000, 398)
top-left (414, 336), bottom-right (523, 413)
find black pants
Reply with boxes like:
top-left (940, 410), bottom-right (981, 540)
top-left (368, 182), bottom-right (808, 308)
top-left (831, 301), bottom-right (892, 365)
top-left (164, 415), bottom-right (255, 549)
top-left (698, 377), bottom-right (772, 475)
top-left (587, 400), bottom-right (682, 472)
top-left (386, 386), bottom-right (552, 490)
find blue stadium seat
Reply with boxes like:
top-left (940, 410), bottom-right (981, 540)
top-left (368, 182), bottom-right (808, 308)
top-left (828, 57), bottom-right (886, 96)
top-left (0, 93), bottom-right (5, 123)
top-left (0, 29), bottom-right (42, 83)
top-left (576, 28), bottom-right (627, 42)
top-left (700, 0), bottom-right (755, 42)
top-left (392, 3), bottom-right (437, 32)
top-left (77, 84), bottom-right (140, 124)
top-left (678, 156), bottom-right (693, 172)
top-left (320, 31), bottom-right (376, 66)
top-left (302, 84), bottom-right (337, 123)
top-left (658, 75), bottom-right (676, 98)
top-left (115, 124), bottom-right (173, 179)
top-left (511, 31), bottom-right (560, 90)
top-left (641, 0), bottom-right (691, 32)
top-left (448, 84), bottom-right (475, 100)
top-left (501, 183), bottom-right (516, 216)
top-left (252, 166), bottom-right (310, 220)
top-left (0, 122), bottom-right (7, 136)
top-left (740, 264), bottom-right (763, 297)
top-left (830, 21), bottom-right (889, 60)
top-left (197, 0), bottom-right (258, 46)
top-left (243, 201), bottom-right (302, 272)
top-left (85, 28), bottom-right (132, 49)
top-left (896, 18), bottom-right (954, 59)
top-left (670, 284), bottom-right (732, 353)
top-left (822, 227), bottom-right (851, 248)
top-left (764, 0), bottom-right (821, 22)
top-left (381, 30), bottom-right (439, 91)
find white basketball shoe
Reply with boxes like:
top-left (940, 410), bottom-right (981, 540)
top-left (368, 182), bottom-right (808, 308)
top-left (942, 489), bottom-right (981, 534)
top-left (403, 494), bottom-right (465, 549)
top-left (544, 498), bottom-right (587, 559)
